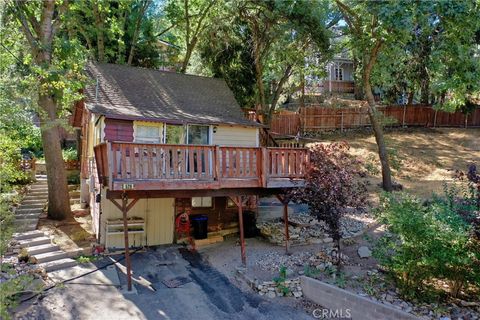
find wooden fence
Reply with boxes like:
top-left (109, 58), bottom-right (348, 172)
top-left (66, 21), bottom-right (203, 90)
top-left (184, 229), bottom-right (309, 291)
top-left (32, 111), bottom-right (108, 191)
top-left (269, 105), bottom-right (480, 136)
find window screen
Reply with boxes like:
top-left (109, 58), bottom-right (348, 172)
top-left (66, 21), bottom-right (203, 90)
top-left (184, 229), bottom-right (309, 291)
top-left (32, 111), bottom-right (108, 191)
top-left (192, 197), bottom-right (212, 208)
top-left (136, 125), bottom-right (161, 143)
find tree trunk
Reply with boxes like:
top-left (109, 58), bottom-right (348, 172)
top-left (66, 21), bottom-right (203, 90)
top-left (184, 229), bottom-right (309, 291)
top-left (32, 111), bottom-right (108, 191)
top-left (39, 94), bottom-right (71, 220)
top-left (127, 0), bottom-right (151, 65)
top-left (420, 75), bottom-right (430, 104)
top-left (363, 45), bottom-right (393, 192)
top-left (180, 40), bottom-right (196, 73)
top-left (93, 1), bottom-right (105, 62)
top-left (353, 56), bottom-right (364, 100)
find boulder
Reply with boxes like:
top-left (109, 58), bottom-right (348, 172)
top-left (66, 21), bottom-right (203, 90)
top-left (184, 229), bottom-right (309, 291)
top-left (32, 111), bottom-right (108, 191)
top-left (357, 246), bottom-right (372, 258)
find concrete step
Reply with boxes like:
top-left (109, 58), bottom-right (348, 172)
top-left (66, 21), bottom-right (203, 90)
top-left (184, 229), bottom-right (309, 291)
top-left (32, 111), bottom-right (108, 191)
top-left (27, 191), bottom-right (48, 197)
top-left (69, 191), bottom-right (80, 198)
top-left (13, 230), bottom-right (45, 241)
top-left (27, 243), bottom-right (60, 255)
top-left (15, 206), bottom-right (43, 215)
top-left (38, 258), bottom-right (77, 272)
top-left (15, 213), bottom-right (41, 220)
top-left (24, 195), bottom-right (48, 200)
top-left (22, 199), bottom-right (47, 204)
top-left (14, 219), bottom-right (38, 232)
top-left (18, 236), bottom-right (51, 248)
top-left (32, 250), bottom-right (68, 264)
top-left (16, 205), bottom-right (45, 211)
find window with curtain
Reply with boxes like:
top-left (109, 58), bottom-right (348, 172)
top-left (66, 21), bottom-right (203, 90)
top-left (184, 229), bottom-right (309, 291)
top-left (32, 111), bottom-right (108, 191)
top-left (136, 125), bottom-right (161, 143)
top-left (187, 125), bottom-right (209, 145)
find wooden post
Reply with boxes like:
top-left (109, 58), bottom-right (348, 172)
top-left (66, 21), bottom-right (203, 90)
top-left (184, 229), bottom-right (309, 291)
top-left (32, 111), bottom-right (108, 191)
top-left (283, 202), bottom-right (289, 254)
top-left (340, 111), bottom-right (344, 132)
top-left (121, 192), bottom-right (133, 292)
top-left (402, 104), bottom-right (407, 127)
top-left (235, 196), bottom-right (246, 266)
top-left (110, 193), bottom-right (139, 292)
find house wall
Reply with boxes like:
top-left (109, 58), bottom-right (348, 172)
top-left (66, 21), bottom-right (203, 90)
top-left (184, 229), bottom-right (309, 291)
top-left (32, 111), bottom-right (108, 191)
top-left (327, 62), bottom-right (354, 81)
top-left (104, 118), bottom-right (134, 142)
top-left (100, 189), bottom-right (175, 249)
top-left (175, 196), bottom-right (258, 232)
top-left (212, 126), bottom-right (259, 147)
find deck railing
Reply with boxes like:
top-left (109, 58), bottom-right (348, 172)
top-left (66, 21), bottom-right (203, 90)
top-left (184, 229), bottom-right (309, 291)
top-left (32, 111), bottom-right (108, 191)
top-left (93, 142), bottom-right (309, 190)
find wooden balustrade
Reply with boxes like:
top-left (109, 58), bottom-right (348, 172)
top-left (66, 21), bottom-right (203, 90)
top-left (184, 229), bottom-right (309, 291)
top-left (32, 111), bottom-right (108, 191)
top-left (93, 142), bottom-right (308, 190)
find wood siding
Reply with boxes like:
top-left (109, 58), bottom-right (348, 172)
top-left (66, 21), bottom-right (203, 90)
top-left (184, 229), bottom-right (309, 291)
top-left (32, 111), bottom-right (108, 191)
top-left (100, 191), bottom-right (175, 248)
top-left (104, 118), bottom-right (134, 142)
top-left (213, 126), bottom-right (259, 147)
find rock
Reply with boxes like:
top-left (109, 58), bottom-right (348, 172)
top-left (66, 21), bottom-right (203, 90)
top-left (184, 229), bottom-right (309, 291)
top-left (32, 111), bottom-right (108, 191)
top-left (323, 237), bottom-right (333, 243)
top-left (293, 291), bottom-right (303, 298)
top-left (266, 291), bottom-right (276, 299)
top-left (357, 246), bottom-right (372, 258)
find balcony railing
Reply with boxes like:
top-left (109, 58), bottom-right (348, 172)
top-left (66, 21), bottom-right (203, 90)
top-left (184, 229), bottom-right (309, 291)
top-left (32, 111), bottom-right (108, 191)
top-left (93, 142), bottom-right (309, 191)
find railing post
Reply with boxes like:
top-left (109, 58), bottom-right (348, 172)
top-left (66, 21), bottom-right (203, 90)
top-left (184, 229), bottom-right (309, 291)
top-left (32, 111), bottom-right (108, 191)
top-left (214, 145), bottom-right (221, 181)
top-left (106, 142), bottom-right (113, 189)
top-left (260, 148), bottom-right (268, 187)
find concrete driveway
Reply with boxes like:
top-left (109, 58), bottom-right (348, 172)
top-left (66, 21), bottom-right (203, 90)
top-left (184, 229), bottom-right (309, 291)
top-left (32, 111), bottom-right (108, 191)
top-left (15, 246), bottom-right (312, 320)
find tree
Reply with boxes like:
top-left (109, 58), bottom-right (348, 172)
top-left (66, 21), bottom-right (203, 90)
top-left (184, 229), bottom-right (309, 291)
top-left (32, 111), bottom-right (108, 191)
top-left (10, 0), bottom-right (86, 219)
top-left (288, 142), bottom-right (367, 266)
top-left (334, 0), bottom-right (413, 191)
top-left (66, 0), bottom-right (164, 68)
top-left (370, 1), bottom-right (480, 107)
top-left (164, 0), bottom-right (219, 73)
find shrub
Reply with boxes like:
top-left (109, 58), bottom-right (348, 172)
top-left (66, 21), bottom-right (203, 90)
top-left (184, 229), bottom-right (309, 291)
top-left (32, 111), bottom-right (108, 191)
top-left (289, 142), bottom-right (367, 265)
top-left (375, 192), bottom-right (480, 300)
top-left (62, 147), bottom-right (78, 161)
top-left (0, 134), bottom-right (28, 191)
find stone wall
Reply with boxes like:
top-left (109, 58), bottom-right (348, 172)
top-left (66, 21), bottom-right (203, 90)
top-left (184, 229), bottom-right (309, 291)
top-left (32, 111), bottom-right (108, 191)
top-left (300, 276), bottom-right (418, 320)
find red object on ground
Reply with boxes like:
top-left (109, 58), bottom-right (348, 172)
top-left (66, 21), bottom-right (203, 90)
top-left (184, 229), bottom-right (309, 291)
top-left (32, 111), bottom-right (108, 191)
top-left (175, 212), bottom-right (196, 251)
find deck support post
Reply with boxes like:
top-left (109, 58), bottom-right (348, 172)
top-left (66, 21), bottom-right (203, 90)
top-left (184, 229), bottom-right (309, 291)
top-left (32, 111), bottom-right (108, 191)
top-left (110, 192), bottom-right (139, 292)
top-left (276, 194), bottom-right (290, 255)
top-left (230, 196), bottom-right (247, 266)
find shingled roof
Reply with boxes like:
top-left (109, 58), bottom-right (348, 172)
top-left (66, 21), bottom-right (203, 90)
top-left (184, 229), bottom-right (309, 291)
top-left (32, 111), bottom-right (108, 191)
top-left (84, 63), bottom-right (260, 127)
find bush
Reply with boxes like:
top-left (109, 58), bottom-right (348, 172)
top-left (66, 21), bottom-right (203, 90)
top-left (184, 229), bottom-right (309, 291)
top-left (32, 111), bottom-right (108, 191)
top-left (62, 148), bottom-right (78, 161)
top-left (289, 142), bottom-right (367, 265)
top-left (0, 134), bottom-right (28, 192)
top-left (375, 192), bottom-right (480, 300)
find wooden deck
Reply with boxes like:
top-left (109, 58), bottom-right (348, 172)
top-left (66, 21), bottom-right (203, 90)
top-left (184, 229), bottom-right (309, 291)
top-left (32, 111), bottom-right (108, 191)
top-left (94, 142), bottom-right (309, 192)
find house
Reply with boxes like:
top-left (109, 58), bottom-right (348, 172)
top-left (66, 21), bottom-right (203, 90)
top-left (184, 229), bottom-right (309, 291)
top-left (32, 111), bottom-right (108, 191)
top-left (72, 63), bottom-right (308, 265)
top-left (305, 52), bottom-right (355, 96)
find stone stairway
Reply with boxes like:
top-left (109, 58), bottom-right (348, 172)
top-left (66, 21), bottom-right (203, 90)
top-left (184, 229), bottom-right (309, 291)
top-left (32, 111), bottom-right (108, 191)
top-left (14, 175), bottom-right (48, 232)
top-left (12, 175), bottom-right (78, 272)
top-left (13, 230), bottom-right (78, 272)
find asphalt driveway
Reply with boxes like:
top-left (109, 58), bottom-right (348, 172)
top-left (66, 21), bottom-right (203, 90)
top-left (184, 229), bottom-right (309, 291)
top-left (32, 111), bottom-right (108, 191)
top-left (14, 246), bottom-right (312, 320)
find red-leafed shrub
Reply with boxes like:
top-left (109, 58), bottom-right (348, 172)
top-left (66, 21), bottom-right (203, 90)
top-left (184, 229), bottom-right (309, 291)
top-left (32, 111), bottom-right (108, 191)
top-left (288, 142), bottom-right (367, 264)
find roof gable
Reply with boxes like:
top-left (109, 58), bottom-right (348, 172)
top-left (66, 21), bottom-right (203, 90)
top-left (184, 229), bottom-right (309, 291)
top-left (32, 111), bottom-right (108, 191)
top-left (84, 63), bottom-right (260, 127)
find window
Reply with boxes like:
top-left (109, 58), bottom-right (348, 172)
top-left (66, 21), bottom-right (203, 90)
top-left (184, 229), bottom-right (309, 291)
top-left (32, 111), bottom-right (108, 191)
top-left (187, 125), bottom-right (210, 145)
top-left (136, 123), bottom-right (161, 143)
top-left (192, 197), bottom-right (212, 208)
top-left (334, 67), bottom-right (343, 81)
top-left (165, 124), bottom-right (186, 144)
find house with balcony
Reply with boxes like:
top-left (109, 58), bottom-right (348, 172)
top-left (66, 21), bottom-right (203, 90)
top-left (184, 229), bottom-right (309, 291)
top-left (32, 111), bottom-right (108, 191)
top-left (72, 63), bottom-right (308, 267)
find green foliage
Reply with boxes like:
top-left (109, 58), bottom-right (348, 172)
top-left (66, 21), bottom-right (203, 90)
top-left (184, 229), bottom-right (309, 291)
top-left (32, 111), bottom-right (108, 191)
top-left (0, 200), bottom-right (14, 257)
top-left (334, 272), bottom-right (346, 289)
top-left (0, 269), bottom-right (36, 320)
top-left (0, 134), bottom-right (29, 191)
top-left (76, 255), bottom-right (99, 264)
top-left (273, 265), bottom-right (291, 295)
top-left (62, 148), bottom-right (78, 161)
top-left (375, 192), bottom-right (480, 300)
